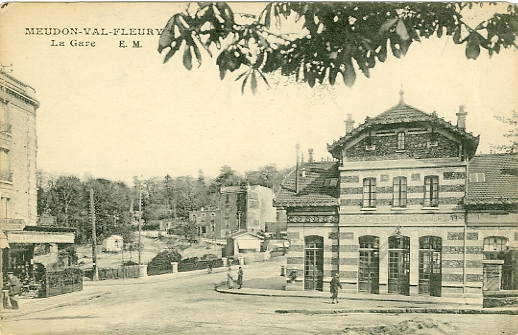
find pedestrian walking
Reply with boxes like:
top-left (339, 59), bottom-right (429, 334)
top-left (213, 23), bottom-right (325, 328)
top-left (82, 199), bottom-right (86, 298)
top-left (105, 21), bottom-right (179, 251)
top-left (330, 273), bottom-right (342, 304)
top-left (7, 272), bottom-right (21, 310)
top-left (227, 267), bottom-right (234, 289)
top-left (237, 266), bottom-right (243, 289)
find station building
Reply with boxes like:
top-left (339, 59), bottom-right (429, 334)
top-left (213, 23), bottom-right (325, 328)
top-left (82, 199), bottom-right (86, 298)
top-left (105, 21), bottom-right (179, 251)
top-left (275, 95), bottom-right (517, 298)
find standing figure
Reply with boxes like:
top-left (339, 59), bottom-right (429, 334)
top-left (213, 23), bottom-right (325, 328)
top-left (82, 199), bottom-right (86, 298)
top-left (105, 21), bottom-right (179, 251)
top-left (227, 267), bottom-right (234, 289)
top-left (330, 273), bottom-right (342, 304)
top-left (237, 266), bottom-right (243, 289)
top-left (7, 272), bottom-right (21, 310)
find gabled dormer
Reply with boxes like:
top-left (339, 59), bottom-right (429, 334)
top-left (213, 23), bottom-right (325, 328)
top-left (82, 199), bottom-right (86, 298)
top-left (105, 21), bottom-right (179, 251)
top-left (327, 96), bottom-right (480, 163)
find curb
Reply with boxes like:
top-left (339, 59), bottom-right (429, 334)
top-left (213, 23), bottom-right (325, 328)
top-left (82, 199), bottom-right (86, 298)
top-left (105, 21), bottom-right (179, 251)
top-left (1, 291), bottom-right (111, 320)
top-left (274, 308), bottom-right (518, 315)
top-left (214, 284), bottom-right (518, 315)
top-left (84, 267), bottom-right (227, 286)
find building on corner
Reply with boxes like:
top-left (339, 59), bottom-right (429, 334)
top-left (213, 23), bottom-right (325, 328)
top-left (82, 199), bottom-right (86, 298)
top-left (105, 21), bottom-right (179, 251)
top-left (1, 72), bottom-right (75, 282)
top-left (276, 94), bottom-right (517, 299)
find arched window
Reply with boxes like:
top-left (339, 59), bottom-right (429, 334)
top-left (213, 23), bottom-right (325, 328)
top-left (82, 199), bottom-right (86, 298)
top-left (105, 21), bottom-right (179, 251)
top-left (359, 236), bottom-right (380, 294)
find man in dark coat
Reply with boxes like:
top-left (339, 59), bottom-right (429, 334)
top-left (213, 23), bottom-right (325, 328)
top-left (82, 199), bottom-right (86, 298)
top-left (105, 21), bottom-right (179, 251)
top-left (7, 272), bottom-right (21, 310)
top-left (237, 266), bottom-right (243, 289)
top-left (330, 273), bottom-right (342, 304)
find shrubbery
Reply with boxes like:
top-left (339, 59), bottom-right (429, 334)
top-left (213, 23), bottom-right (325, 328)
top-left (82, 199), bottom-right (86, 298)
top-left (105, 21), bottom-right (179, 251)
top-left (148, 249), bottom-right (182, 267)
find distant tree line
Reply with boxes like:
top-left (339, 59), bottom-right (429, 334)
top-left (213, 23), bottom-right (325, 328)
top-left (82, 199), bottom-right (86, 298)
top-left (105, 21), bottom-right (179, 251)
top-left (37, 164), bottom-right (291, 244)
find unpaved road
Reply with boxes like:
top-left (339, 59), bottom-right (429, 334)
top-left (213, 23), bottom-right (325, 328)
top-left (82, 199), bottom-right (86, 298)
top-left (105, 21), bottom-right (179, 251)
top-left (2, 259), bottom-right (516, 335)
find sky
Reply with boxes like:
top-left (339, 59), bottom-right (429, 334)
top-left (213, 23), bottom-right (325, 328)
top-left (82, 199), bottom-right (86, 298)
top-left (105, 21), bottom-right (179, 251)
top-left (1, 2), bottom-right (517, 186)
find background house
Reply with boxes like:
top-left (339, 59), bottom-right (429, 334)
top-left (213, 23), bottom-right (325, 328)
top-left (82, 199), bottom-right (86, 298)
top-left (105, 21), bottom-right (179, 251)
top-left (102, 235), bottom-right (123, 252)
top-left (223, 231), bottom-right (263, 257)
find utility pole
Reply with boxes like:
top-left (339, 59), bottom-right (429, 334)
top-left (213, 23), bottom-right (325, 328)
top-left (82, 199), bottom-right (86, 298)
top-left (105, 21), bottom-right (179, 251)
top-left (138, 179), bottom-right (142, 265)
top-left (90, 188), bottom-right (98, 281)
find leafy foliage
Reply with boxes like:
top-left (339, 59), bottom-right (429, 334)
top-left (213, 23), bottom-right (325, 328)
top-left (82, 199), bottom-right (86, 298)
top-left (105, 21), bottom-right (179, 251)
top-left (158, 2), bottom-right (518, 93)
top-left (149, 249), bottom-right (182, 267)
top-left (494, 110), bottom-right (518, 154)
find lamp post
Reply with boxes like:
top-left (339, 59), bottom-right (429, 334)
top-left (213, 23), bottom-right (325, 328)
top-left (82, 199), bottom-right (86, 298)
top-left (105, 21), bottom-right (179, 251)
top-left (90, 188), bottom-right (98, 281)
top-left (138, 179), bottom-right (142, 265)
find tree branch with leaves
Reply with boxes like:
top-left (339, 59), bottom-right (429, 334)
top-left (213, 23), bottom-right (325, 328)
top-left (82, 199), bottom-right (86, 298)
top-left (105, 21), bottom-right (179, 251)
top-left (158, 2), bottom-right (518, 93)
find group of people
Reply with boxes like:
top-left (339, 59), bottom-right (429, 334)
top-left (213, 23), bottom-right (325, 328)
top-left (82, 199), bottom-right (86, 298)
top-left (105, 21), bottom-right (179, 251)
top-left (227, 266), bottom-right (243, 289)
top-left (4, 272), bottom-right (21, 310)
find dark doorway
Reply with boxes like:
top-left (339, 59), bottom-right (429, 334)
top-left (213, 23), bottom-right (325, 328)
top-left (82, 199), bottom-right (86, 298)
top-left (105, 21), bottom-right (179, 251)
top-left (388, 234), bottom-right (410, 295)
top-left (358, 235), bottom-right (379, 294)
top-left (304, 235), bottom-right (323, 291)
top-left (419, 236), bottom-right (442, 297)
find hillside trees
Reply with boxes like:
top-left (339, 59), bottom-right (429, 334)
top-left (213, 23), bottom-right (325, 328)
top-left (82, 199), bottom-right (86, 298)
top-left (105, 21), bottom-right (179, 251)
top-left (36, 164), bottom-right (292, 243)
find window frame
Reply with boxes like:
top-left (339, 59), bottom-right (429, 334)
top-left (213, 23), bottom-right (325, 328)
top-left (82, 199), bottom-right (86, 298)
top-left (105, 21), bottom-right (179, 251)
top-left (424, 175), bottom-right (439, 207)
top-left (397, 132), bottom-right (406, 150)
top-left (362, 178), bottom-right (377, 208)
top-left (393, 176), bottom-right (407, 208)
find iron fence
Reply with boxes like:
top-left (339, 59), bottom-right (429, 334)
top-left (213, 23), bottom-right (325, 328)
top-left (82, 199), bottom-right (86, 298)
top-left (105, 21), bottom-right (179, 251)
top-left (42, 267), bottom-right (83, 298)
top-left (83, 265), bottom-right (140, 280)
top-left (178, 259), bottom-right (224, 272)
top-left (147, 264), bottom-right (172, 276)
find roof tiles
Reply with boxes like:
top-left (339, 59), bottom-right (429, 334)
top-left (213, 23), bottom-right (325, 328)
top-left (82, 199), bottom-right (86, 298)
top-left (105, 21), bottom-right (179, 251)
top-left (466, 154), bottom-right (518, 205)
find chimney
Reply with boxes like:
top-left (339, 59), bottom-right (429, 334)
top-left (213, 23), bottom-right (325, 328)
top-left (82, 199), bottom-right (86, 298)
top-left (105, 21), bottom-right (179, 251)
top-left (456, 106), bottom-right (467, 131)
top-left (345, 114), bottom-right (355, 135)
top-left (308, 149), bottom-right (314, 163)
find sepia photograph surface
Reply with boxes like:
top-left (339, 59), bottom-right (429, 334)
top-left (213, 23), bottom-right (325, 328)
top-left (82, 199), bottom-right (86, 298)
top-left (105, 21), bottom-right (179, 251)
top-left (0, 2), bottom-right (517, 334)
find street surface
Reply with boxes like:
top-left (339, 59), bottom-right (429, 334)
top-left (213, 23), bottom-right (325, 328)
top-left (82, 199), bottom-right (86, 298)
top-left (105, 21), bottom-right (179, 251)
top-left (2, 258), bottom-right (517, 335)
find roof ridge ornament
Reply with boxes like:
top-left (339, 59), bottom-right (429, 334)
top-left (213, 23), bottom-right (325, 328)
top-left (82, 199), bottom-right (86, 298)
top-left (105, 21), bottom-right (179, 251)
top-left (399, 85), bottom-right (405, 105)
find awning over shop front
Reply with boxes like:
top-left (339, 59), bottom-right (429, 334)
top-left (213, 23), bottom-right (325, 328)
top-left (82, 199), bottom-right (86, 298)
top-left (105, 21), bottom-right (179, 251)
top-left (0, 229), bottom-right (9, 248)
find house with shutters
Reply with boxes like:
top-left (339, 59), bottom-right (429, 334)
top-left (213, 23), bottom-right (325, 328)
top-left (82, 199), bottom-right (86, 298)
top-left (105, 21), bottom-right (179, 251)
top-left (275, 93), bottom-right (517, 299)
top-left (464, 154), bottom-right (518, 293)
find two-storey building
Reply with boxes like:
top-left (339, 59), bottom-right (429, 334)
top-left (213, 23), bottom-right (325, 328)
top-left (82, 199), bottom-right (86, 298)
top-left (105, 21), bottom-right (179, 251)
top-left (275, 95), bottom-right (515, 299)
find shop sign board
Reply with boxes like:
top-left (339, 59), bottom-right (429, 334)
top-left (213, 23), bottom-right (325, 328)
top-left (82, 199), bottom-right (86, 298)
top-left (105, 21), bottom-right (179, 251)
top-left (7, 231), bottom-right (75, 244)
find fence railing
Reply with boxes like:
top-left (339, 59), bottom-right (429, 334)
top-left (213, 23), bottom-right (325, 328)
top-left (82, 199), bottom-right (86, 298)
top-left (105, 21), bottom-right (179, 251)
top-left (147, 264), bottom-right (172, 276)
top-left (42, 267), bottom-right (83, 298)
top-left (83, 265), bottom-right (140, 280)
top-left (178, 259), bottom-right (224, 272)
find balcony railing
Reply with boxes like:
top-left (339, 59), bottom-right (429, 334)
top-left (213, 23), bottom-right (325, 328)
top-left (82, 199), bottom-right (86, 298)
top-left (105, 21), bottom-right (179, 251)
top-left (0, 169), bottom-right (13, 182)
top-left (0, 122), bottom-right (12, 134)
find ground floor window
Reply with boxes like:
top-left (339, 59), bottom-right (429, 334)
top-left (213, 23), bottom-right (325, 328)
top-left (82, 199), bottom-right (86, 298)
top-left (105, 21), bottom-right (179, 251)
top-left (483, 236), bottom-right (515, 290)
top-left (388, 235), bottom-right (410, 296)
top-left (419, 236), bottom-right (442, 297)
top-left (304, 235), bottom-right (323, 291)
top-left (358, 235), bottom-right (379, 294)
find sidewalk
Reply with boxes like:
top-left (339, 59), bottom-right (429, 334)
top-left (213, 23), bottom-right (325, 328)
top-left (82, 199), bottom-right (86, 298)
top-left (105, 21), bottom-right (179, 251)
top-left (1, 266), bottom-right (229, 319)
top-left (3, 261), bottom-right (518, 318)
top-left (215, 269), bottom-right (518, 315)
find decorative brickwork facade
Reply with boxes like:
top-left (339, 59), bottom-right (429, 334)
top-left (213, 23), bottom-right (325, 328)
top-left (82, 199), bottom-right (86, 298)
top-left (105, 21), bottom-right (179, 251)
top-left (276, 97), bottom-right (517, 299)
